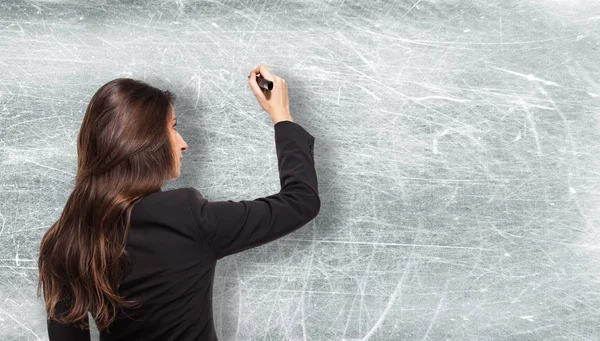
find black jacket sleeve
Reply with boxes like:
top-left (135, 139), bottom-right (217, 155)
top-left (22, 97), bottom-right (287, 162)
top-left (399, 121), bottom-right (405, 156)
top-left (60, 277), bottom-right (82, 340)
top-left (47, 296), bottom-right (91, 341)
top-left (187, 120), bottom-right (320, 260)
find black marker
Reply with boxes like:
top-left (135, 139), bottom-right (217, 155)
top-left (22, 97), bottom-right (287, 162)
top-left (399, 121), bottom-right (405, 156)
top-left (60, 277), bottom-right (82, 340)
top-left (248, 73), bottom-right (273, 91)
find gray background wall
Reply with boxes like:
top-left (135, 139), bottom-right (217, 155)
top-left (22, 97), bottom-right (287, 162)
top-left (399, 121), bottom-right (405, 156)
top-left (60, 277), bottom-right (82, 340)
top-left (1, 0), bottom-right (600, 340)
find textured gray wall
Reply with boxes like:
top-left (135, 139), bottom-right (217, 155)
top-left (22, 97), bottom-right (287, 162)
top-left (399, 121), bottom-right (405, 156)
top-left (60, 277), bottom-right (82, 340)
top-left (1, 0), bottom-right (600, 340)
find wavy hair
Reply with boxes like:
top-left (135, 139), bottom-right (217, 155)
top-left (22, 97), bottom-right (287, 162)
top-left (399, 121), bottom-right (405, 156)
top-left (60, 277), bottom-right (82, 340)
top-left (37, 78), bottom-right (177, 331)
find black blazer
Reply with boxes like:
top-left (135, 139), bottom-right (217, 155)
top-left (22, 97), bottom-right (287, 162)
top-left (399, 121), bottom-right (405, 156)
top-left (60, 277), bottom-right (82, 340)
top-left (47, 120), bottom-right (320, 341)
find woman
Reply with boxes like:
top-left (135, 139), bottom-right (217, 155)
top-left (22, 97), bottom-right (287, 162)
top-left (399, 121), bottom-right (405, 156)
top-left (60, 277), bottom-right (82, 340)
top-left (38, 64), bottom-right (320, 341)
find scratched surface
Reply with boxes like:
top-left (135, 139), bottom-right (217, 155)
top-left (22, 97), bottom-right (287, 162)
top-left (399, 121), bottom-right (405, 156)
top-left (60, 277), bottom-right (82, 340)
top-left (1, 0), bottom-right (600, 340)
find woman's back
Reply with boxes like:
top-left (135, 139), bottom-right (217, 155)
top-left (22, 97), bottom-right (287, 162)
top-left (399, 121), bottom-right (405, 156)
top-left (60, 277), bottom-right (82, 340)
top-left (100, 188), bottom-right (218, 341)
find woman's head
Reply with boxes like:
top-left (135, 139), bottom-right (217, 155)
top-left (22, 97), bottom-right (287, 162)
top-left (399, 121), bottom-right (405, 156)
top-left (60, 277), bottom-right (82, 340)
top-left (38, 78), bottom-right (188, 331)
top-left (77, 78), bottom-right (187, 185)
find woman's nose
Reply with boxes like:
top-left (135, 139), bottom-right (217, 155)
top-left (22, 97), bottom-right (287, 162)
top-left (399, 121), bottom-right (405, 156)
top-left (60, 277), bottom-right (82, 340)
top-left (178, 135), bottom-right (188, 152)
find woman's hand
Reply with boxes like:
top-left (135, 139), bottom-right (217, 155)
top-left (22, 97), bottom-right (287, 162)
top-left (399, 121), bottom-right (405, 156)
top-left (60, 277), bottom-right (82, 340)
top-left (248, 64), bottom-right (293, 124)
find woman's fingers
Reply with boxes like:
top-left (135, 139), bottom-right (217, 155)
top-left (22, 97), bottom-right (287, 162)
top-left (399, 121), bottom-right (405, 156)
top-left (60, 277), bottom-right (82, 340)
top-left (250, 64), bottom-right (274, 81)
top-left (247, 71), bottom-right (266, 102)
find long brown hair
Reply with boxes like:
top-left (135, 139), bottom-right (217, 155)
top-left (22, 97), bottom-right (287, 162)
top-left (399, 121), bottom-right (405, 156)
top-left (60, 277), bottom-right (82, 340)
top-left (37, 78), bottom-right (177, 331)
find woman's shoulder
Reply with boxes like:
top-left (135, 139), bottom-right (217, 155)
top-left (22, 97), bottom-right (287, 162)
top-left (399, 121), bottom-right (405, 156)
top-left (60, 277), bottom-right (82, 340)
top-left (141, 187), bottom-right (194, 200)
top-left (131, 187), bottom-right (197, 218)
